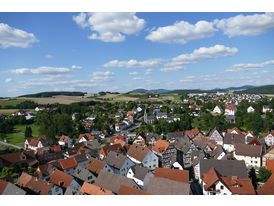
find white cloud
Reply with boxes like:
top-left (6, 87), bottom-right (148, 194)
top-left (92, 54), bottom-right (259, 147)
top-left (145, 68), bottom-right (153, 75)
top-left (160, 65), bottom-right (186, 72)
top-left (180, 79), bottom-right (193, 83)
top-left (146, 20), bottom-right (216, 43)
top-left (0, 23), bottom-right (39, 48)
top-left (5, 78), bottom-right (13, 83)
top-left (91, 70), bottom-right (114, 81)
top-left (226, 59), bottom-right (274, 72)
top-left (11, 66), bottom-right (71, 75)
top-left (185, 75), bottom-right (196, 79)
top-left (45, 54), bottom-right (53, 59)
top-left (133, 77), bottom-right (144, 80)
top-left (72, 12), bottom-right (88, 28)
top-left (129, 71), bottom-right (138, 75)
top-left (103, 58), bottom-right (162, 68)
top-left (171, 44), bottom-right (238, 65)
top-left (71, 65), bottom-right (82, 70)
top-left (214, 13), bottom-right (274, 37)
top-left (73, 12), bottom-right (145, 42)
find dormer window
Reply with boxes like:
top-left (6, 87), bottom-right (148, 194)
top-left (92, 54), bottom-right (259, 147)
top-left (233, 184), bottom-right (239, 188)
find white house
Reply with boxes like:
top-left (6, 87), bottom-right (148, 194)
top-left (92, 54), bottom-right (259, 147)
top-left (156, 112), bottom-right (167, 120)
top-left (103, 151), bottom-right (135, 176)
top-left (209, 128), bottom-right (223, 145)
top-left (35, 107), bottom-right (45, 112)
top-left (127, 143), bottom-right (159, 171)
top-left (224, 106), bottom-right (237, 116)
top-left (126, 165), bottom-right (153, 189)
top-left (58, 135), bottom-right (72, 148)
top-left (263, 130), bottom-right (274, 147)
top-left (233, 144), bottom-right (262, 168)
top-left (262, 106), bottom-right (273, 113)
top-left (25, 136), bottom-right (48, 152)
top-left (247, 106), bottom-right (255, 113)
top-left (137, 107), bottom-right (142, 112)
top-left (212, 106), bottom-right (223, 114)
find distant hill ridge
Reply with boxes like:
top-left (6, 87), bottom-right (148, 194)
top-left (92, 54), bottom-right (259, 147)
top-left (19, 91), bottom-right (87, 98)
top-left (235, 85), bottom-right (274, 94)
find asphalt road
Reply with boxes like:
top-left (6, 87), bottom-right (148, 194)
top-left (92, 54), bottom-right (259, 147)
top-left (0, 141), bottom-right (23, 149)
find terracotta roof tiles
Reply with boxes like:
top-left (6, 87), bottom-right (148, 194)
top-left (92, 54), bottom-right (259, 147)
top-left (118, 185), bottom-right (151, 195)
top-left (80, 182), bottom-right (112, 195)
top-left (49, 169), bottom-right (73, 189)
top-left (154, 168), bottom-right (189, 184)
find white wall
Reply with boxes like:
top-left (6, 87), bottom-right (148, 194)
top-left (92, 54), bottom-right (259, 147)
top-left (223, 144), bottom-right (234, 153)
top-left (234, 154), bottom-right (261, 168)
top-left (142, 151), bottom-right (158, 170)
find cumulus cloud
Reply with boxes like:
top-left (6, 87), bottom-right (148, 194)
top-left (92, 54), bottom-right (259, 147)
top-left (5, 78), bottom-right (13, 83)
top-left (145, 68), bottom-right (153, 75)
top-left (160, 66), bottom-right (186, 72)
top-left (91, 70), bottom-right (114, 81)
top-left (11, 66), bottom-right (71, 75)
top-left (171, 44), bottom-right (238, 65)
top-left (0, 23), bottom-right (39, 48)
top-left (133, 77), bottom-right (144, 80)
top-left (45, 54), bottom-right (53, 59)
top-left (225, 59), bottom-right (274, 72)
top-left (72, 12), bottom-right (88, 28)
top-left (129, 71), bottom-right (138, 75)
top-left (73, 12), bottom-right (145, 42)
top-left (180, 79), bottom-right (193, 83)
top-left (103, 58), bottom-right (162, 68)
top-left (146, 20), bottom-right (216, 43)
top-left (214, 12), bottom-right (274, 37)
top-left (71, 65), bottom-right (82, 70)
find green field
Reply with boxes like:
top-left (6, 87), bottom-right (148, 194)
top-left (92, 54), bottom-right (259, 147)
top-left (14, 124), bottom-right (40, 136)
top-left (0, 99), bottom-right (26, 107)
top-left (4, 133), bottom-right (25, 144)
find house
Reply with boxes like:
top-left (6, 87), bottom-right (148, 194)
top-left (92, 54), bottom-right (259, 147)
top-left (25, 112), bottom-right (35, 120)
top-left (103, 151), bottom-right (135, 176)
top-left (17, 172), bottom-right (63, 195)
top-left (110, 134), bottom-right (128, 144)
top-left (115, 122), bottom-right (128, 132)
top-left (85, 157), bottom-right (106, 176)
top-left (49, 169), bottom-right (81, 193)
top-left (0, 151), bottom-right (37, 168)
top-left (94, 170), bottom-right (139, 194)
top-left (247, 106), bottom-right (255, 113)
top-left (212, 106), bottom-right (223, 114)
top-left (145, 177), bottom-right (190, 195)
top-left (127, 143), bottom-right (158, 171)
top-left (35, 163), bottom-right (56, 180)
top-left (35, 106), bottom-right (45, 112)
top-left (133, 133), bottom-right (146, 145)
top-left (152, 140), bottom-right (176, 168)
top-left (202, 168), bottom-right (256, 195)
top-left (25, 136), bottom-right (53, 152)
top-left (36, 145), bottom-right (63, 163)
top-left (80, 182), bottom-right (112, 195)
top-left (233, 144), bottom-right (262, 168)
top-left (126, 164), bottom-right (153, 189)
top-left (58, 135), bottom-right (72, 148)
top-left (154, 167), bottom-right (189, 184)
top-left (118, 185), bottom-right (151, 195)
top-left (72, 165), bottom-right (96, 184)
top-left (0, 180), bottom-right (26, 195)
top-left (262, 146), bottom-right (274, 167)
top-left (223, 133), bottom-right (245, 152)
top-left (262, 105), bottom-right (273, 113)
top-left (209, 128), bottom-right (223, 145)
top-left (244, 131), bottom-right (256, 144)
top-left (78, 134), bottom-right (95, 143)
top-left (262, 130), bottom-right (274, 147)
top-left (145, 133), bottom-right (162, 146)
top-left (224, 106), bottom-right (237, 116)
top-left (156, 112), bottom-right (167, 120)
top-left (197, 159), bottom-right (248, 181)
top-left (227, 127), bottom-right (243, 134)
top-left (184, 128), bottom-right (202, 140)
top-left (209, 145), bottom-right (227, 160)
top-left (99, 143), bottom-right (123, 160)
top-left (59, 157), bottom-right (78, 175)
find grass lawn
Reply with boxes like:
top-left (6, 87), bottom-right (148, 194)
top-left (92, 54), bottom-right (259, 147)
top-left (0, 99), bottom-right (26, 108)
top-left (4, 133), bottom-right (25, 144)
top-left (14, 124), bottom-right (40, 136)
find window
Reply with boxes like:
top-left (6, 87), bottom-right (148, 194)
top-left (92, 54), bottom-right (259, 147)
top-left (251, 161), bottom-right (253, 163)
top-left (255, 161), bottom-right (257, 163)
top-left (220, 186), bottom-right (224, 190)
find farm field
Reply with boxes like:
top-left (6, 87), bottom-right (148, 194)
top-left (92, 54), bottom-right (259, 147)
top-left (0, 99), bottom-right (26, 107)
top-left (4, 133), bottom-right (25, 145)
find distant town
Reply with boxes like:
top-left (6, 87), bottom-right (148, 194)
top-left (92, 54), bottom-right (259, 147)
top-left (0, 90), bottom-right (273, 195)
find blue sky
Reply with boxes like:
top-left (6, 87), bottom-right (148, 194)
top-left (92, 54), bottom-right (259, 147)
top-left (1, 12), bottom-right (274, 97)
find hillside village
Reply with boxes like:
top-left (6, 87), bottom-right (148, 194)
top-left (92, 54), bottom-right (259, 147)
top-left (0, 92), bottom-right (274, 195)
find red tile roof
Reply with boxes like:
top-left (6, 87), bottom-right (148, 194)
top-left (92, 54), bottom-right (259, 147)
top-left (0, 180), bottom-right (8, 195)
top-left (185, 127), bottom-right (200, 135)
top-left (127, 143), bottom-right (150, 162)
top-left (118, 185), bottom-right (151, 195)
top-left (220, 176), bottom-right (256, 195)
top-left (49, 169), bottom-right (73, 189)
top-left (203, 168), bottom-right (220, 190)
top-left (266, 159), bottom-right (274, 173)
top-left (78, 134), bottom-right (95, 141)
top-left (152, 140), bottom-right (170, 154)
top-left (80, 182), bottom-right (112, 195)
top-left (225, 106), bottom-right (236, 111)
top-left (257, 174), bottom-right (274, 195)
top-left (154, 168), bottom-right (189, 184)
top-left (99, 143), bottom-right (123, 157)
top-left (85, 157), bottom-right (105, 175)
top-left (60, 157), bottom-right (78, 170)
top-left (59, 135), bottom-right (69, 142)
